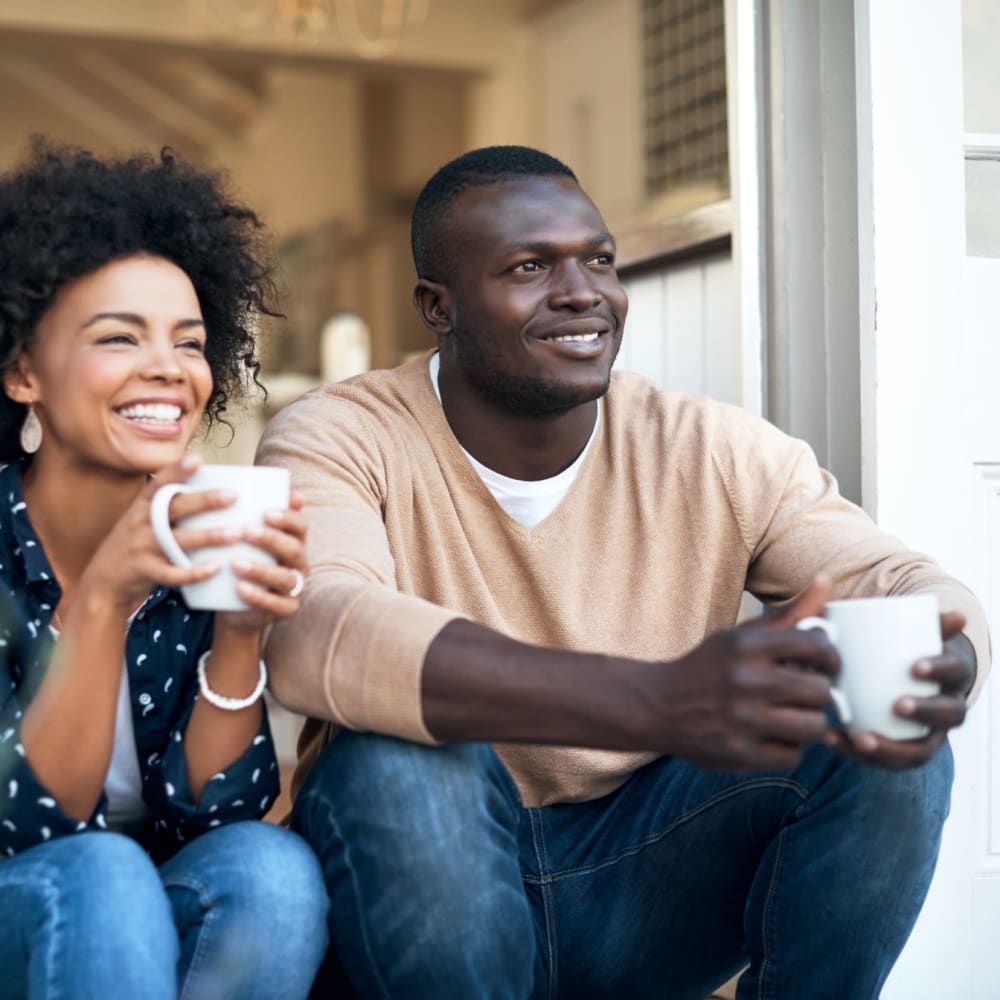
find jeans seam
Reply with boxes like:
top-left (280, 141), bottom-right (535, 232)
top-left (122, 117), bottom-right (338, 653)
top-left (5, 859), bottom-right (69, 1000)
top-left (527, 809), bottom-right (558, 1000)
top-left (307, 786), bottom-right (393, 1000)
top-left (538, 777), bottom-right (808, 883)
top-left (166, 874), bottom-right (217, 1000)
top-left (757, 826), bottom-right (787, 1000)
top-left (38, 874), bottom-right (61, 1000)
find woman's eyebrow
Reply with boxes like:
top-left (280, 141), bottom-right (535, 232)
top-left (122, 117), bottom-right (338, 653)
top-left (80, 313), bottom-right (205, 330)
top-left (82, 311), bottom-right (145, 329)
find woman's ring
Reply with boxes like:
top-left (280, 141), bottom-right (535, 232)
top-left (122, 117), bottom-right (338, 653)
top-left (288, 569), bottom-right (305, 598)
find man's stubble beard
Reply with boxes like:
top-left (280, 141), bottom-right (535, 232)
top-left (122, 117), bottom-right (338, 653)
top-left (451, 329), bottom-right (620, 418)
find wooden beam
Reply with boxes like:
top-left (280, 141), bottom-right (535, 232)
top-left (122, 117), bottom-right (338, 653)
top-left (616, 199), bottom-right (733, 275)
top-left (72, 48), bottom-right (235, 149)
top-left (145, 54), bottom-right (263, 126)
top-left (0, 49), bottom-right (159, 148)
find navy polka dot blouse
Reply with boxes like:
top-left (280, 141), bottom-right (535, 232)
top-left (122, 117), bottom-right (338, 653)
top-left (0, 459), bottom-right (280, 863)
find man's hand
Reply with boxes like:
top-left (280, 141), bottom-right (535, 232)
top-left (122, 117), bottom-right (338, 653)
top-left (646, 577), bottom-right (840, 773)
top-left (828, 611), bottom-right (974, 770)
top-left (425, 576), bottom-right (842, 766)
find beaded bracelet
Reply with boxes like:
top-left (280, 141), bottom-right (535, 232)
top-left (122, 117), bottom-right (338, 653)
top-left (196, 651), bottom-right (267, 711)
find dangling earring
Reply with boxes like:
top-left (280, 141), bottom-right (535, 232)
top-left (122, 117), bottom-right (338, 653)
top-left (19, 405), bottom-right (42, 454)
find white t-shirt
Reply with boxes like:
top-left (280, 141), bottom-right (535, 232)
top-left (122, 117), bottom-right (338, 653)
top-left (49, 617), bottom-right (148, 830)
top-left (104, 664), bottom-right (148, 828)
top-left (429, 352), bottom-right (599, 528)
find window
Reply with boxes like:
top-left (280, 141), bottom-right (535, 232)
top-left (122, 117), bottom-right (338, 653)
top-left (963, 0), bottom-right (1000, 257)
top-left (642, 0), bottom-right (728, 213)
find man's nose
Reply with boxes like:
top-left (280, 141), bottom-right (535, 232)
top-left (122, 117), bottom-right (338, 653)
top-left (549, 260), bottom-right (602, 310)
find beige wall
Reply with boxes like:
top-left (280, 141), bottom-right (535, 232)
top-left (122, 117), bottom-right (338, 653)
top-left (468, 30), bottom-right (539, 149)
top-left (531, 0), bottom-right (730, 230)
top-left (0, 0), bottom-right (535, 74)
top-left (212, 67), bottom-right (366, 239)
top-left (5, 0), bottom-right (730, 388)
top-left (0, 1), bottom-right (546, 376)
top-left (532, 0), bottom-right (645, 234)
top-left (0, 0), bottom-right (733, 389)
top-left (0, 58), bottom-right (133, 164)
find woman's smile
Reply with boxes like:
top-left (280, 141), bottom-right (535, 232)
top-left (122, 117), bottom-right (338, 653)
top-left (13, 255), bottom-right (212, 477)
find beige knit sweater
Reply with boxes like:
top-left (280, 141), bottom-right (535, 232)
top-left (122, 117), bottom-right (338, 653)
top-left (258, 352), bottom-right (990, 807)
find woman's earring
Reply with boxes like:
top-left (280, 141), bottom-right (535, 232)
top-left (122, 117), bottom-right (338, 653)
top-left (19, 405), bottom-right (42, 454)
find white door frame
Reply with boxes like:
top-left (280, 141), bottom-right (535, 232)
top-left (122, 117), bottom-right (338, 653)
top-left (726, 0), bottom-right (864, 504)
top-left (729, 0), bottom-right (994, 995)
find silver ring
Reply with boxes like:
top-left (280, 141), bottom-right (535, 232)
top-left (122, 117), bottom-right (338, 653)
top-left (288, 569), bottom-right (305, 598)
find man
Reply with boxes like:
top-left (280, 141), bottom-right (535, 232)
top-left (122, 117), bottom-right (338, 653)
top-left (258, 146), bottom-right (989, 999)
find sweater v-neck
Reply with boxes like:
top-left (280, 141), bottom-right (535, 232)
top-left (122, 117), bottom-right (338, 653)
top-left (415, 352), bottom-right (605, 540)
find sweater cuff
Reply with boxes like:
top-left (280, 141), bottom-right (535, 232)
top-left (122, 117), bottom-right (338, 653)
top-left (330, 591), bottom-right (460, 743)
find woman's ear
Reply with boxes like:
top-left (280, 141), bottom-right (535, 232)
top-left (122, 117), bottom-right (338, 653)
top-left (2, 354), bottom-right (38, 404)
top-left (413, 280), bottom-right (454, 337)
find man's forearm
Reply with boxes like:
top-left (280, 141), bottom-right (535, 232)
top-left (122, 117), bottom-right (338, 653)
top-left (421, 592), bottom-right (844, 774)
top-left (421, 618), bottom-right (648, 749)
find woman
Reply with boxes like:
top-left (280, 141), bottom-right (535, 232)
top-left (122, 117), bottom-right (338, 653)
top-left (0, 141), bottom-right (328, 999)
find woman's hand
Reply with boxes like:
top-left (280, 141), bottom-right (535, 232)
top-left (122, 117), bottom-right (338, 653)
top-left (213, 492), bottom-right (309, 635)
top-left (23, 453), bottom-right (247, 821)
top-left (76, 454), bottom-right (234, 614)
top-left (182, 488), bottom-right (307, 803)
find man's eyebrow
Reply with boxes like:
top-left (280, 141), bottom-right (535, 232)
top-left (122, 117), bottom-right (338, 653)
top-left (81, 312), bottom-right (205, 330)
top-left (502, 232), bottom-right (617, 256)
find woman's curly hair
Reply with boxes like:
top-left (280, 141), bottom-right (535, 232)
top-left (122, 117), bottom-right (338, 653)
top-left (0, 138), bottom-right (279, 461)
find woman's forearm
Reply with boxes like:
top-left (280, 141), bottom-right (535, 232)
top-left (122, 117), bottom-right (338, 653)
top-left (183, 625), bottom-right (265, 803)
top-left (20, 592), bottom-right (129, 821)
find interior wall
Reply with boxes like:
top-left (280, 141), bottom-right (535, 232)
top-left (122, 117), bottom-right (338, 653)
top-left (0, 0), bottom-right (536, 75)
top-left (361, 72), bottom-right (473, 364)
top-left (532, 0), bottom-right (645, 234)
top-left (0, 1), bottom-right (616, 394)
top-left (368, 73), bottom-right (473, 203)
top-left (0, 65), bottom-right (128, 164)
top-left (468, 28), bottom-right (538, 150)
top-left (0, 0), bottom-right (569, 383)
top-left (211, 67), bottom-right (366, 240)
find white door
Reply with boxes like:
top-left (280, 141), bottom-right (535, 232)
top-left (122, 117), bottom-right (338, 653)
top-left (855, 1), bottom-right (1000, 996)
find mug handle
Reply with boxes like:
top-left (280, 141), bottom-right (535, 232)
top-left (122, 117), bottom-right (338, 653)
top-left (795, 616), bottom-right (852, 726)
top-left (149, 483), bottom-right (194, 568)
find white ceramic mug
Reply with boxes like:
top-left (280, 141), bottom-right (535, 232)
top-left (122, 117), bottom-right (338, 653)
top-left (149, 464), bottom-right (290, 611)
top-left (796, 593), bottom-right (942, 740)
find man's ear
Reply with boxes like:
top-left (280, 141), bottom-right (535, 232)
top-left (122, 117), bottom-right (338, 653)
top-left (2, 353), bottom-right (38, 405)
top-left (413, 279), bottom-right (454, 336)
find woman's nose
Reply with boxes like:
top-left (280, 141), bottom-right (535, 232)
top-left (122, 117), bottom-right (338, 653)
top-left (139, 339), bottom-right (185, 381)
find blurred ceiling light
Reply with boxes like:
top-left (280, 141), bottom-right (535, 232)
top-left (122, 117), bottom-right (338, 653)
top-left (208, 0), bottom-right (430, 56)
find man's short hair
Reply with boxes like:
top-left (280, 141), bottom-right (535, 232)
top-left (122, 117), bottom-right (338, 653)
top-left (411, 145), bottom-right (577, 282)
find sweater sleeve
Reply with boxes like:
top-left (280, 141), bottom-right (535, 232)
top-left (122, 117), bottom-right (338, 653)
top-left (256, 391), bottom-right (459, 743)
top-left (716, 409), bottom-right (991, 700)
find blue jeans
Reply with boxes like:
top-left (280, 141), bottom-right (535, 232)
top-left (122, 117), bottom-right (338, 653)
top-left (0, 821), bottom-right (329, 999)
top-left (293, 732), bottom-right (954, 1000)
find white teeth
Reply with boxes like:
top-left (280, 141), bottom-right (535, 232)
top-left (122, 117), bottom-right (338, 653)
top-left (550, 332), bottom-right (600, 344)
top-left (117, 403), bottom-right (182, 423)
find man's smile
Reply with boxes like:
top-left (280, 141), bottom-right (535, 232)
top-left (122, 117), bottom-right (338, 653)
top-left (531, 317), bottom-right (615, 355)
